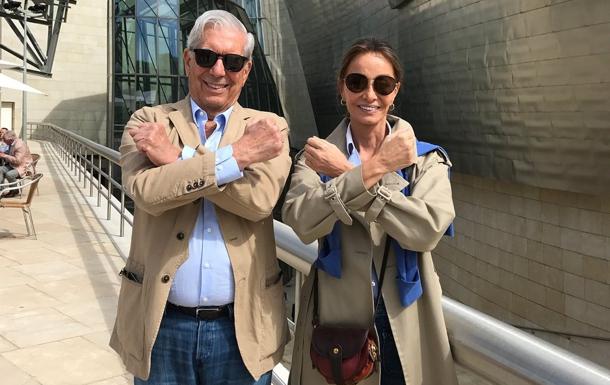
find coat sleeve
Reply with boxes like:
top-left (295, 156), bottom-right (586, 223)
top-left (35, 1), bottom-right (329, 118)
top-left (120, 107), bottom-right (290, 221)
top-left (281, 153), bottom-right (378, 244)
top-left (366, 151), bottom-right (455, 252)
top-left (120, 106), bottom-right (217, 217)
top-left (204, 116), bottom-right (291, 222)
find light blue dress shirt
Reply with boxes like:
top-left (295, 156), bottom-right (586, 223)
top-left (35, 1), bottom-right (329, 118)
top-left (345, 121), bottom-right (392, 298)
top-left (167, 99), bottom-right (243, 307)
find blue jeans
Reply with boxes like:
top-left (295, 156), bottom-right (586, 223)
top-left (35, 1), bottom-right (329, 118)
top-left (375, 297), bottom-right (406, 385)
top-left (134, 305), bottom-right (272, 385)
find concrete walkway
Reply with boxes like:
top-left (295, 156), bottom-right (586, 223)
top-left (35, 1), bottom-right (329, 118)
top-left (0, 141), bottom-right (132, 385)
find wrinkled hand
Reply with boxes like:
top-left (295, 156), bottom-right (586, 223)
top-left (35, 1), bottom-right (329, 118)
top-left (304, 136), bottom-right (352, 177)
top-left (128, 122), bottom-right (181, 166)
top-left (233, 117), bottom-right (284, 169)
top-left (374, 128), bottom-right (417, 173)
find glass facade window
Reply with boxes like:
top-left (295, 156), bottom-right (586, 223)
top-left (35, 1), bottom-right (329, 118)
top-left (111, 0), bottom-right (281, 149)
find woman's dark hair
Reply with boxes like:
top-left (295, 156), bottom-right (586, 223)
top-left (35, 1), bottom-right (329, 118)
top-left (337, 38), bottom-right (404, 94)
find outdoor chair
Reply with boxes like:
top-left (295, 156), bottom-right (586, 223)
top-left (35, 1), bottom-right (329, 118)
top-left (30, 153), bottom-right (40, 175)
top-left (0, 173), bottom-right (43, 239)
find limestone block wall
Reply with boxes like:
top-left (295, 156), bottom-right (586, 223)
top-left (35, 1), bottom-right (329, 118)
top-left (434, 172), bottom-right (610, 367)
top-left (0, 2), bottom-right (108, 144)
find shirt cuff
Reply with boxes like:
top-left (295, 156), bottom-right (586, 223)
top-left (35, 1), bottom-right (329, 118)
top-left (180, 145), bottom-right (196, 160)
top-left (215, 145), bottom-right (243, 186)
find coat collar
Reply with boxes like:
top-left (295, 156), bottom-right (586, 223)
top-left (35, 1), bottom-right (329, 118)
top-left (167, 96), bottom-right (249, 148)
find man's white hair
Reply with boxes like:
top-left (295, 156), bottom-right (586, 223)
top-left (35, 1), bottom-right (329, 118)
top-left (187, 10), bottom-right (255, 59)
top-left (3, 130), bottom-right (16, 140)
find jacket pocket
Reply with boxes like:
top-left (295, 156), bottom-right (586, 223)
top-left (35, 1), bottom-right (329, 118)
top-left (116, 273), bottom-right (146, 361)
top-left (259, 278), bottom-right (288, 359)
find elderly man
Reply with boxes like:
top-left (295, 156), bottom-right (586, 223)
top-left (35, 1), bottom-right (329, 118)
top-left (0, 130), bottom-right (33, 197)
top-left (110, 9), bottom-right (291, 385)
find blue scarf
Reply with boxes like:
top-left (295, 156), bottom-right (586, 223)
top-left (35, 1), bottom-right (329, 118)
top-left (316, 141), bottom-right (454, 307)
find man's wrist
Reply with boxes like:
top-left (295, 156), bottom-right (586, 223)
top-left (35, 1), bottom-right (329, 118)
top-left (232, 142), bottom-right (250, 170)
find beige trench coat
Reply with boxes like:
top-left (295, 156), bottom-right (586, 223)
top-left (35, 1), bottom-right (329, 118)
top-left (282, 116), bottom-right (458, 385)
top-left (109, 97), bottom-right (291, 380)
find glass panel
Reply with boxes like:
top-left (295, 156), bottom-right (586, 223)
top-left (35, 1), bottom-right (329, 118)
top-left (157, 19), bottom-right (180, 76)
top-left (179, 0), bottom-right (199, 22)
top-left (158, 76), bottom-right (180, 104)
top-left (116, 0), bottom-right (136, 16)
top-left (137, 76), bottom-right (158, 107)
top-left (158, 0), bottom-right (179, 18)
top-left (136, 0), bottom-right (157, 17)
top-left (179, 76), bottom-right (189, 99)
top-left (115, 17), bottom-right (137, 74)
top-left (114, 75), bottom-right (137, 124)
top-left (136, 18), bottom-right (158, 74)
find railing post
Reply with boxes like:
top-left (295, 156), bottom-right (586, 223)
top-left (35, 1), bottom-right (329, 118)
top-left (120, 191), bottom-right (125, 237)
top-left (97, 156), bottom-right (102, 207)
top-left (83, 149), bottom-right (87, 188)
top-left (107, 161), bottom-right (112, 220)
top-left (78, 145), bottom-right (82, 182)
top-left (89, 154), bottom-right (94, 196)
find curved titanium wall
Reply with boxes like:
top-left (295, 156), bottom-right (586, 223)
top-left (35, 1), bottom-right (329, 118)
top-left (284, 0), bottom-right (610, 195)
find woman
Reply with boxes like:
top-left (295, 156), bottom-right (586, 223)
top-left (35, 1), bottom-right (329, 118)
top-left (282, 38), bottom-right (458, 385)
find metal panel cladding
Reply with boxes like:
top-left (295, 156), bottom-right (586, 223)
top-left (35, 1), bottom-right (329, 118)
top-left (284, 0), bottom-right (610, 195)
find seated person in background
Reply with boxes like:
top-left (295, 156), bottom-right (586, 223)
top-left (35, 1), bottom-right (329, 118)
top-left (0, 130), bottom-right (33, 197)
top-left (0, 127), bottom-right (8, 152)
top-left (0, 128), bottom-right (8, 163)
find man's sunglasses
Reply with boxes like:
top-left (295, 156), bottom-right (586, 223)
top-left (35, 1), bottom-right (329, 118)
top-left (191, 48), bottom-right (249, 72)
top-left (344, 73), bottom-right (398, 96)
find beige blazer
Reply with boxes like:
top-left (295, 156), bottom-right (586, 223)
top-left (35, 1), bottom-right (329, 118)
top-left (282, 116), bottom-right (458, 385)
top-left (4, 138), bottom-right (33, 177)
top-left (109, 97), bottom-right (291, 380)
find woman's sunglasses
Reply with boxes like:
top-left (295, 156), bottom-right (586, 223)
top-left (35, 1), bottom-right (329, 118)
top-left (344, 73), bottom-right (398, 96)
top-left (191, 48), bottom-right (249, 72)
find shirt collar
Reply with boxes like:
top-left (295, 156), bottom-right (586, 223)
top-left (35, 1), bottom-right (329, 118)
top-left (190, 98), bottom-right (234, 132)
top-left (345, 120), bottom-right (393, 157)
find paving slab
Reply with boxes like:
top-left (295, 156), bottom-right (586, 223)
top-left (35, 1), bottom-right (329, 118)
top-left (0, 141), bottom-right (130, 384)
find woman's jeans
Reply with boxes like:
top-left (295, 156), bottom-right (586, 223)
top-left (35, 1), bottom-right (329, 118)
top-left (375, 297), bottom-right (407, 385)
top-left (134, 305), bottom-right (272, 385)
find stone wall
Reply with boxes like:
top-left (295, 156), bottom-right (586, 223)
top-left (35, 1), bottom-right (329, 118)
top-left (435, 171), bottom-right (610, 367)
top-left (0, 2), bottom-right (108, 144)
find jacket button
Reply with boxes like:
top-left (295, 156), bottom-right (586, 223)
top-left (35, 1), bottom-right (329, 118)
top-left (161, 274), bottom-right (170, 283)
top-left (176, 232), bottom-right (184, 240)
top-left (193, 181), bottom-right (199, 188)
top-left (186, 184), bottom-right (193, 191)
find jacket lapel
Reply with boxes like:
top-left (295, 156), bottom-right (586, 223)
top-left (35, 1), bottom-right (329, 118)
top-left (168, 97), bottom-right (201, 149)
top-left (220, 103), bottom-right (249, 147)
top-left (326, 118), bottom-right (350, 158)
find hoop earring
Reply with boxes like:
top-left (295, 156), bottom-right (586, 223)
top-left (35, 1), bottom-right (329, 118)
top-left (340, 99), bottom-right (346, 106)
top-left (389, 103), bottom-right (395, 111)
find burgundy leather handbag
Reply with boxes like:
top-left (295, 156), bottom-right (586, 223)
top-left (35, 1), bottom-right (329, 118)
top-left (310, 238), bottom-right (391, 385)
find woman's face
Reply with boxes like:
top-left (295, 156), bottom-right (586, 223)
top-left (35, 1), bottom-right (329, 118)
top-left (340, 52), bottom-right (400, 129)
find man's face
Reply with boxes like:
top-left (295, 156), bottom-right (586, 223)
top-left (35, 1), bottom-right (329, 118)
top-left (184, 26), bottom-right (252, 118)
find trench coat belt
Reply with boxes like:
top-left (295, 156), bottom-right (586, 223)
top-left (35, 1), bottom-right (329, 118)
top-left (166, 302), bottom-right (234, 320)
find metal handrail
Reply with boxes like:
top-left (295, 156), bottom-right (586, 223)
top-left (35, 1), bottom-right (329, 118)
top-left (29, 122), bottom-right (132, 236)
top-left (28, 122), bottom-right (610, 385)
